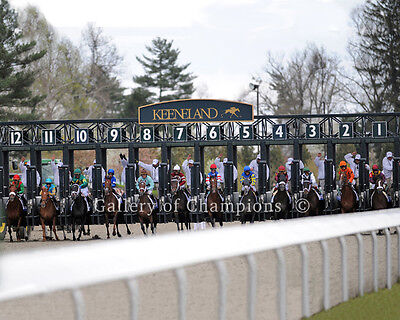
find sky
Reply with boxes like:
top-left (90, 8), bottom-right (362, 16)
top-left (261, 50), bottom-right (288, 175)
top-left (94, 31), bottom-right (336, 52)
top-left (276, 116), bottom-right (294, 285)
top-left (11, 0), bottom-right (365, 100)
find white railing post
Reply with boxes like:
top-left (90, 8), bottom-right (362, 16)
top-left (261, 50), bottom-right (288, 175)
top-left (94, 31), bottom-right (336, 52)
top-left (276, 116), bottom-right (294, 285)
top-left (127, 278), bottom-right (139, 320)
top-left (384, 228), bottom-right (392, 289)
top-left (72, 288), bottom-right (85, 320)
top-left (246, 254), bottom-right (257, 320)
top-left (397, 226), bottom-right (400, 281)
top-left (276, 248), bottom-right (286, 320)
top-left (356, 233), bottom-right (364, 296)
top-left (214, 260), bottom-right (228, 320)
top-left (321, 240), bottom-right (329, 310)
top-left (371, 231), bottom-right (378, 292)
top-left (299, 244), bottom-right (310, 318)
top-left (175, 268), bottom-right (187, 320)
top-left (339, 236), bottom-right (348, 302)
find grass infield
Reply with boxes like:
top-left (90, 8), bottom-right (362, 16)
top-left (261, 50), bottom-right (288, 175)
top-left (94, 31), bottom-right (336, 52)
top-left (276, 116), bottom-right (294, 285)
top-left (306, 282), bottom-right (400, 320)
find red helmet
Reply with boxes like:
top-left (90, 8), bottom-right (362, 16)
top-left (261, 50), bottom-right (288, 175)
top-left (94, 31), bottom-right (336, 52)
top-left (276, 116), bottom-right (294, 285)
top-left (210, 164), bottom-right (217, 169)
top-left (13, 174), bottom-right (20, 180)
top-left (278, 166), bottom-right (285, 172)
top-left (372, 164), bottom-right (379, 170)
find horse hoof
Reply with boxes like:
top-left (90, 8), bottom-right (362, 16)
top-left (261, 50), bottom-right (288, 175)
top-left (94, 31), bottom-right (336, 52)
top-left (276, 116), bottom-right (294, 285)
top-left (25, 237), bottom-right (28, 241)
top-left (127, 230), bottom-right (132, 235)
top-left (42, 239), bottom-right (46, 242)
top-left (112, 231), bottom-right (116, 236)
top-left (117, 233), bottom-right (121, 238)
top-left (107, 236), bottom-right (110, 239)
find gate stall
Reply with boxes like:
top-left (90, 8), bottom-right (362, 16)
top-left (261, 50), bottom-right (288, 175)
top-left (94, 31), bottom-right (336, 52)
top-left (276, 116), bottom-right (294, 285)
top-left (0, 100), bottom-right (397, 225)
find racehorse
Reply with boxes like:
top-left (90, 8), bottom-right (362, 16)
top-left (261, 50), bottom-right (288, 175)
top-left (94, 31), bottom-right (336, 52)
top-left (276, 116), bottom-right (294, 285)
top-left (39, 186), bottom-right (61, 241)
top-left (273, 181), bottom-right (292, 219)
top-left (137, 181), bottom-right (157, 235)
top-left (302, 181), bottom-right (323, 216)
top-left (240, 178), bottom-right (257, 224)
top-left (171, 177), bottom-right (190, 231)
top-left (70, 184), bottom-right (88, 241)
top-left (6, 185), bottom-right (25, 242)
top-left (207, 175), bottom-right (223, 227)
top-left (371, 177), bottom-right (389, 210)
top-left (339, 172), bottom-right (357, 213)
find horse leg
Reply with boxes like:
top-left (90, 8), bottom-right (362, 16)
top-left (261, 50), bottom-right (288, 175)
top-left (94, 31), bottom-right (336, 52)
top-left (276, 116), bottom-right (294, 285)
top-left (124, 214), bottom-right (131, 235)
top-left (140, 219), bottom-right (146, 235)
top-left (115, 213), bottom-right (121, 238)
top-left (62, 226), bottom-right (67, 240)
top-left (150, 217), bottom-right (155, 234)
top-left (105, 213), bottom-right (110, 239)
top-left (40, 217), bottom-right (46, 242)
top-left (175, 214), bottom-right (180, 231)
top-left (7, 219), bottom-right (13, 242)
top-left (72, 219), bottom-right (76, 241)
top-left (112, 212), bottom-right (118, 237)
top-left (77, 218), bottom-right (84, 241)
top-left (52, 216), bottom-right (59, 241)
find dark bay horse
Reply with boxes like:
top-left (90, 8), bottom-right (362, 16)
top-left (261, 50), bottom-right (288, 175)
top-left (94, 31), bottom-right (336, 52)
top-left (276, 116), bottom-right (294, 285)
top-left (103, 177), bottom-right (121, 238)
top-left (371, 177), bottom-right (389, 210)
top-left (207, 175), bottom-right (223, 227)
top-left (240, 178), bottom-right (257, 224)
top-left (70, 184), bottom-right (88, 241)
top-left (302, 182), bottom-right (323, 216)
top-left (137, 181), bottom-right (157, 235)
top-left (171, 178), bottom-right (190, 231)
top-left (39, 186), bottom-right (61, 241)
top-left (339, 173), bottom-right (357, 213)
top-left (6, 185), bottom-right (25, 242)
top-left (273, 181), bottom-right (291, 219)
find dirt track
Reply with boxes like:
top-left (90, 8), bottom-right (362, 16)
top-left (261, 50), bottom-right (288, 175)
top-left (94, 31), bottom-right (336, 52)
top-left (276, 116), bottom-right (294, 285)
top-left (0, 222), bottom-right (398, 320)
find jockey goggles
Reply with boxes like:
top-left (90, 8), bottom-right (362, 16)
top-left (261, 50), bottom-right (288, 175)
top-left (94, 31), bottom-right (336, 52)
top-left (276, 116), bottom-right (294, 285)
top-left (340, 165), bottom-right (346, 169)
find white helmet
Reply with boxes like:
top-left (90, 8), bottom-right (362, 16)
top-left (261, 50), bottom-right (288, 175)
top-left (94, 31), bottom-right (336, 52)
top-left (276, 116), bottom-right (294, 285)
top-left (173, 164), bottom-right (180, 171)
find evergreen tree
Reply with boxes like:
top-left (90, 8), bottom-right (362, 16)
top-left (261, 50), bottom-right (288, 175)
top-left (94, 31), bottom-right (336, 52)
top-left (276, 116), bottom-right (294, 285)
top-left (0, 0), bottom-right (45, 119)
top-left (134, 37), bottom-right (196, 102)
top-left (122, 87), bottom-right (154, 118)
top-left (350, 0), bottom-right (400, 112)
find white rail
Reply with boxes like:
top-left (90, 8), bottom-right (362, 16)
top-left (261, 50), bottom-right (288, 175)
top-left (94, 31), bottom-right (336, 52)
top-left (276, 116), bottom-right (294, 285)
top-left (1, 209), bottom-right (400, 320)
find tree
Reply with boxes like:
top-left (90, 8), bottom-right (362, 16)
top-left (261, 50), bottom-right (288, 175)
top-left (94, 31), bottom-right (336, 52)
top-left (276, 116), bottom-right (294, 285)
top-left (258, 44), bottom-right (343, 115)
top-left (0, 0), bottom-right (45, 120)
top-left (122, 87), bottom-right (154, 118)
top-left (134, 37), bottom-right (196, 102)
top-left (344, 1), bottom-right (400, 112)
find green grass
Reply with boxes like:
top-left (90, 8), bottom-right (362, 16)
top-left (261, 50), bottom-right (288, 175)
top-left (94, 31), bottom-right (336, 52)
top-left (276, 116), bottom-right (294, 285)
top-left (306, 282), bottom-right (400, 320)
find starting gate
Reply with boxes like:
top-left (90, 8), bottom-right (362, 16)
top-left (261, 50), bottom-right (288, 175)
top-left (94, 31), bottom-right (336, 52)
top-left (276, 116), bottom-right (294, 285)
top-left (0, 101), bottom-right (399, 225)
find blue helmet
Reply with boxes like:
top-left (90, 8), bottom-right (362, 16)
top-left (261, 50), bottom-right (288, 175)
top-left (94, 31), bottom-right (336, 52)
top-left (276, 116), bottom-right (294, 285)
top-left (45, 178), bottom-right (52, 184)
top-left (244, 166), bottom-right (251, 172)
top-left (108, 169), bottom-right (114, 175)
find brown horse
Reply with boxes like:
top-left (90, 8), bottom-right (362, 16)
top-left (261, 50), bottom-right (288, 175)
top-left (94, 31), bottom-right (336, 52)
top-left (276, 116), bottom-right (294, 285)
top-left (302, 181), bottom-right (323, 216)
top-left (339, 172), bottom-right (357, 213)
top-left (104, 177), bottom-right (121, 238)
top-left (371, 177), bottom-right (389, 210)
top-left (6, 185), bottom-right (25, 242)
top-left (171, 178), bottom-right (190, 231)
top-left (207, 176), bottom-right (223, 227)
top-left (137, 181), bottom-right (157, 235)
top-left (39, 186), bottom-right (60, 241)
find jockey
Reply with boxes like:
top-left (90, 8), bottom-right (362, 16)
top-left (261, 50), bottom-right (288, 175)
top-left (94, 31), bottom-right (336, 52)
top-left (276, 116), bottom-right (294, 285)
top-left (239, 166), bottom-right (257, 193)
top-left (71, 168), bottom-right (90, 211)
top-left (10, 174), bottom-right (27, 209)
top-left (42, 178), bottom-right (57, 198)
top-left (205, 164), bottom-right (224, 201)
top-left (171, 165), bottom-right (191, 199)
top-left (369, 165), bottom-right (386, 189)
top-left (338, 161), bottom-right (355, 185)
top-left (274, 166), bottom-right (289, 190)
top-left (105, 169), bottom-right (117, 188)
top-left (301, 167), bottom-right (318, 188)
top-left (136, 170), bottom-right (157, 207)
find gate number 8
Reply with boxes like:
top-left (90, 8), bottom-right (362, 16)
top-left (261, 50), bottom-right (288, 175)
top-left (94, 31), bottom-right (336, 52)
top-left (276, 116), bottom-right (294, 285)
top-left (142, 128), bottom-right (152, 141)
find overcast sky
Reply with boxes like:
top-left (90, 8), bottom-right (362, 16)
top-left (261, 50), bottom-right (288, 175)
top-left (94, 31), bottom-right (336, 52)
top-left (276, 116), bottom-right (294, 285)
top-left (11, 0), bottom-right (365, 99)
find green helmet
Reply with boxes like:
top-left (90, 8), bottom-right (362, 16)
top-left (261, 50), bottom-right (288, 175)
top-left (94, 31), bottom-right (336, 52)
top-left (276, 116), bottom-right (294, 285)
top-left (74, 168), bottom-right (81, 175)
top-left (304, 167), bottom-right (310, 172)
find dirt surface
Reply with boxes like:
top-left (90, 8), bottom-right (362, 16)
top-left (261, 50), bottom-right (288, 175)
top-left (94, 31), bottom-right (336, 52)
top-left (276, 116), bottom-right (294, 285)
top-left (0, 223), bottom-right (398, 320)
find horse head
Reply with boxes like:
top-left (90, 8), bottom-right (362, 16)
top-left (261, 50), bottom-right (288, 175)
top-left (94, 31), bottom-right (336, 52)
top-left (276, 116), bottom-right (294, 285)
top-left (303, 181), bottom-right (311, 195)
top-left (339, 172), bottom-right (349, 187)
top-left (70, 184), bottom-right (80, 200)
top-left (375, 178), bottom-right (384, 193)
top-left (210, 175), bottom-right (218, 192)
top-left (9, 185), bottom-right (17, 201)
top-left (171, 178), bottom-right (181, 194)
top-left (242, 178), bottom-right (250, 195)
top-left (138, 181), bottom-right (147, 195)
top-left (278, 181), bottom-right (286, 192)
top-left (40, 186), bottom-right (49, 208)
top-left (104, 178), bottom-right (112, 196)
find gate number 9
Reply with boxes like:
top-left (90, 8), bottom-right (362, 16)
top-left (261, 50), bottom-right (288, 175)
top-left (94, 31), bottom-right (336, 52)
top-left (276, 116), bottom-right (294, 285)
top-left (108, 128), bottom-right (121, 143)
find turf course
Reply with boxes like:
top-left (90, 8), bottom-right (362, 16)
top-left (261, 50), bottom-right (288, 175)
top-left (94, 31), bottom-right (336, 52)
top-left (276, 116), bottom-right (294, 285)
top-left (307, 282), bottom-right (400, 320)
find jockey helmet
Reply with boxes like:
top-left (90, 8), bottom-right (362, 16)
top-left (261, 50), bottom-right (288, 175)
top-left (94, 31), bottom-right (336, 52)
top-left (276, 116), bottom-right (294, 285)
top-left (45, 178), bottom-right (52, 184)
top-left (210, 163), bottom-right (217, 170)
top-left (387, 151), bottom-right (393, 158)
top-left (372, 164), bottom-right (379, 171)
top-left (74, 168), bottom-right (81, 175)
top-left (152, 159), bottom-right (159, 165)
top-left (13, 174), bottom-right (20, 180)
top-left (141, 169), bottom-right (147, 175)
top-left (173, 164), bottom-right (180, 171)
top-left (24, 160), bottom-right (29, 165)
top-left (108, 169), bottom-right (114, 175)
top-left (278, 165), bottom-right (285, 172)
top-left (244, 166), bottom-right (251, 172)
top-left (339, 161), bottom-right (347, 168)
top-left (304, 167), bottom-right (310, 172)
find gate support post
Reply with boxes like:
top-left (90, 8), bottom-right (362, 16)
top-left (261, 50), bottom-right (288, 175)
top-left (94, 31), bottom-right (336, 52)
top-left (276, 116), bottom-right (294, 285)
top-left (191, 142), bottom-right (202, 223)
top-left (259, 142), bottom-right (268, 220)
top-left (92, 163), bottom-right (103, 224)
top-left (0, 149), bottom-right (9, 197)
top-left (225, 142), bottom-right (234, 221)
top-left (159, 144), bottom-right (170, 222)
top-left (63, 146), bottom-right (74, 173)
top-left (59, 165), bottom-right (70, 226)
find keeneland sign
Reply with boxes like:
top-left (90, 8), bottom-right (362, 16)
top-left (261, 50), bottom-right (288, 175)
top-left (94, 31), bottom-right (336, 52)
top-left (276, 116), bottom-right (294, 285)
top-left (138, 99), bottom-right (254, 124)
